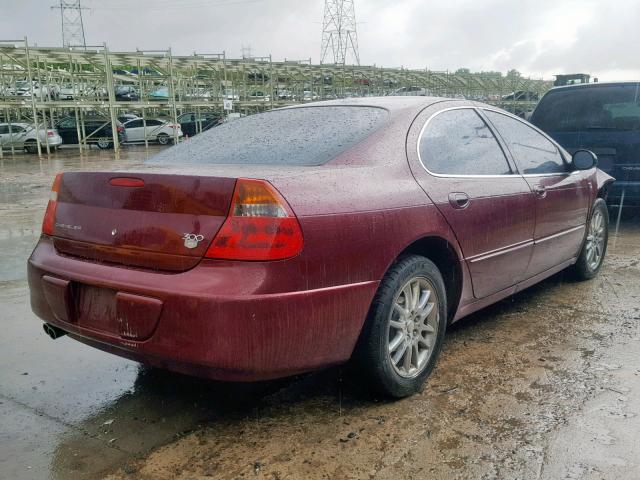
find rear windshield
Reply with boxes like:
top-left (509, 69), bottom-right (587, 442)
top-left (148, 106), bottom-right (388, 166)
top-left (532, 84), bottom-right (640, 132)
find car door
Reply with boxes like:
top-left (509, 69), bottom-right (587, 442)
top-left (145, 119), bottom-right (164, 138)
top-left (0, 125), bottom-right (9, 147)
top-left (56, 118), bottom-right (78, 144)
top-left (408, 104), bottom-right (537, 299)
top-left (9, 125), bottom-right (28, 146)
top-left (483, 109), bottom-right (591, 277)
top-left (124, 119), bottom-right (144, 142)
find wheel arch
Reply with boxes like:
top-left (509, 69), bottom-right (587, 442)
top-left (394, 236), bottom-right (463, 323)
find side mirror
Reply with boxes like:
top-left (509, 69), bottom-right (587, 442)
top-left (572, 150), bottom-right (597, 170)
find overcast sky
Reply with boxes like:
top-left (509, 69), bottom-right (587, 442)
top-left (2, 0), bottom-right (638, 81)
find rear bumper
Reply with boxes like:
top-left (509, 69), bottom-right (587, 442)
top-left (28, 236), bottom-right (377, 381)
top-left (42, 136), bottom-right (63, 147)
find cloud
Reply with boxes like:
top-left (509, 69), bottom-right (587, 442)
top-left (0, 0), bottom-right (637, 80)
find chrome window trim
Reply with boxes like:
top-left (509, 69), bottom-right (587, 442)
top-left (416, 106), bottom-right (520, 179)
top-left (480, 107), bottom-right (573, 176)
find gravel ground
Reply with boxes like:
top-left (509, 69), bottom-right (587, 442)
top-left (1, 146), bottom-right (638, 480)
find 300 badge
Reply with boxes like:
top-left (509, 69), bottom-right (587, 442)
top-left (182, 233), bottom-right (204, 249)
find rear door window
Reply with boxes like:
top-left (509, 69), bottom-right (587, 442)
top-left (419, 108), bottom-right (512, 175)
top-left (58, 118), bottom-right (75, 128)
top-left (126, 120), bottom-right (144, 128)
top-left (149, 106), bottom-right (389, 166)
top-left (484, 110), bottom-right (566, 175)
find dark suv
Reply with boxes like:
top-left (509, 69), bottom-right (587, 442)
top-left (531, 82), bottom-right (640, 206)
top-left (56, 116), bottom-right (125, 149)
top-left (177, 112), bottom-right (223, 137)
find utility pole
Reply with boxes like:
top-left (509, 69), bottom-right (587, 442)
top-left (320, 0), bottom-right (360, 65)
top-left (51, 0), bottom-right (88, 48)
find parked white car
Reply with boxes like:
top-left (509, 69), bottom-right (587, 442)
top-left (117, 113), bottom-right (141, 124)
top-left (0, 122), bottom-right (63, 153)
top-left (391, 86), bottom-right (432, 96)
top-left (15, 80), bottom-right (59, 100)
top-left (123, 118), bottom-right (183, 145)
top-left (303, 90), bottom-right (320, 102)
top-left (248, 91), bottom-right (270, 102)
top-left (58, 83), bottom-right (86, 100)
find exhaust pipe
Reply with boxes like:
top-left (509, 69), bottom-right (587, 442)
top-left (43, 323), bottom-right (67, 340)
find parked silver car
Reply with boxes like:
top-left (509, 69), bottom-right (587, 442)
top-left (0, 122), bottom-right (63, 153)
top-left (123, 118), bottom-right (183, 145)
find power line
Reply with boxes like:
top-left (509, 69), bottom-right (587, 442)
top-left (87, 0), bottom-right (272, 11)
top-left (51, 0), bottom-right (88, 48)
top-left (320, 0), bottom-right (360, 66)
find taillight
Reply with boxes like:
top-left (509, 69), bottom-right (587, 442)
top-left (42, 173), bottom-right (63, 235)
top-left (117, 126), bottom-right (124, 133)
top-left (205, 178), bottom-right (303, 261)
top-left (47, 130), bottom-right (55, 137)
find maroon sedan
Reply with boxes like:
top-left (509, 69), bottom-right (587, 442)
top-left (29, 98), bottom-right (614, 397)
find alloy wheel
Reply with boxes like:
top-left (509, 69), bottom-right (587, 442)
top-left (387, 276), bottom-right (440, 378)
top-left (585, 209), bottom-right (606, 270)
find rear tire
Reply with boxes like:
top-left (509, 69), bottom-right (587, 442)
top-left (157, 133), bottom-right (171, 145)
top-left (96, 138), bottom-right (112, 149)
top-left (572, 198), bottom-right (609, 280)
top-left (352, 255), bottom-right (447, 398)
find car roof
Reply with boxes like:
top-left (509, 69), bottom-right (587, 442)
top-left (284, 96), bottom-right (463, 120)
top-left (124, 117), bottom-right (164, 123)
top-left (547, 81), bottom-right (640, 93)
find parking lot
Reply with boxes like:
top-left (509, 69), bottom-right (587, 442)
top-left (0, 147), bottom-right (638, 479)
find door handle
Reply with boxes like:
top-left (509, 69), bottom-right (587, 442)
top-left (448, 192), bottom-right (470, 209)
top-left (533, 185), bottom-right (547, 198)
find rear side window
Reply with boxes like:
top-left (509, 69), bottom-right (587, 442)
top-left (485, 110), bottom-right (566, 175)
top-left (419, 108), bottom-right (511, 175)
top-left (531, 84), bottom-right (640, 132)
top-left (149, 106), bottom-right (388, 166)
top-left (58, 118), bottom-right (75, 128)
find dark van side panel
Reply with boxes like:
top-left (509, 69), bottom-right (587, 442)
top-left (531, 82), bottom-right (640, 204)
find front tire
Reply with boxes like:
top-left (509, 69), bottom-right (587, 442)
top-left (96, 138), bottom-right (112, 149)
top-left (572, 198), bottom-right (609, 280)
top-left (353, 255), bottom-right (447, 398)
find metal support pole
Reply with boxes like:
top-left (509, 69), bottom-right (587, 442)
top-left (167, 48), bottom-right (179, 144)
top-left (103, 43), bottom-right (120, 152)
top-left (24, 37), bottom-right (42, 157)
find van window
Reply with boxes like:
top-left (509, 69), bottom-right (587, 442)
top-left (531, 84), bottom-right (640, 132)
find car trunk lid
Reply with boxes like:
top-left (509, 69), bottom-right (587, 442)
top-left (51, 172), bottom-right (236, 272)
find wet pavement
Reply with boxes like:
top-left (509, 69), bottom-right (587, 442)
top-left (1, 147), bottom-right (639, 479)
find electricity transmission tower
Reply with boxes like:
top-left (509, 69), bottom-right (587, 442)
top-left (320, 0), bottom-right (360, 65)
top-left (51, 0), bottom-right (87, 48)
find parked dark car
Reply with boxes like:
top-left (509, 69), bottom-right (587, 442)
top-left (55, 115), bottom-right (125, 149)
top-left (531, 82), bottom-right (639, 206)
top-left (29, 98), bottom-right (612, 398)
top-left (178, 112), bottom-right (223, 137)
top-left (502, 90), bottom-right (539, 101)
top-left (115, 85), bottom-right (139, 101)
